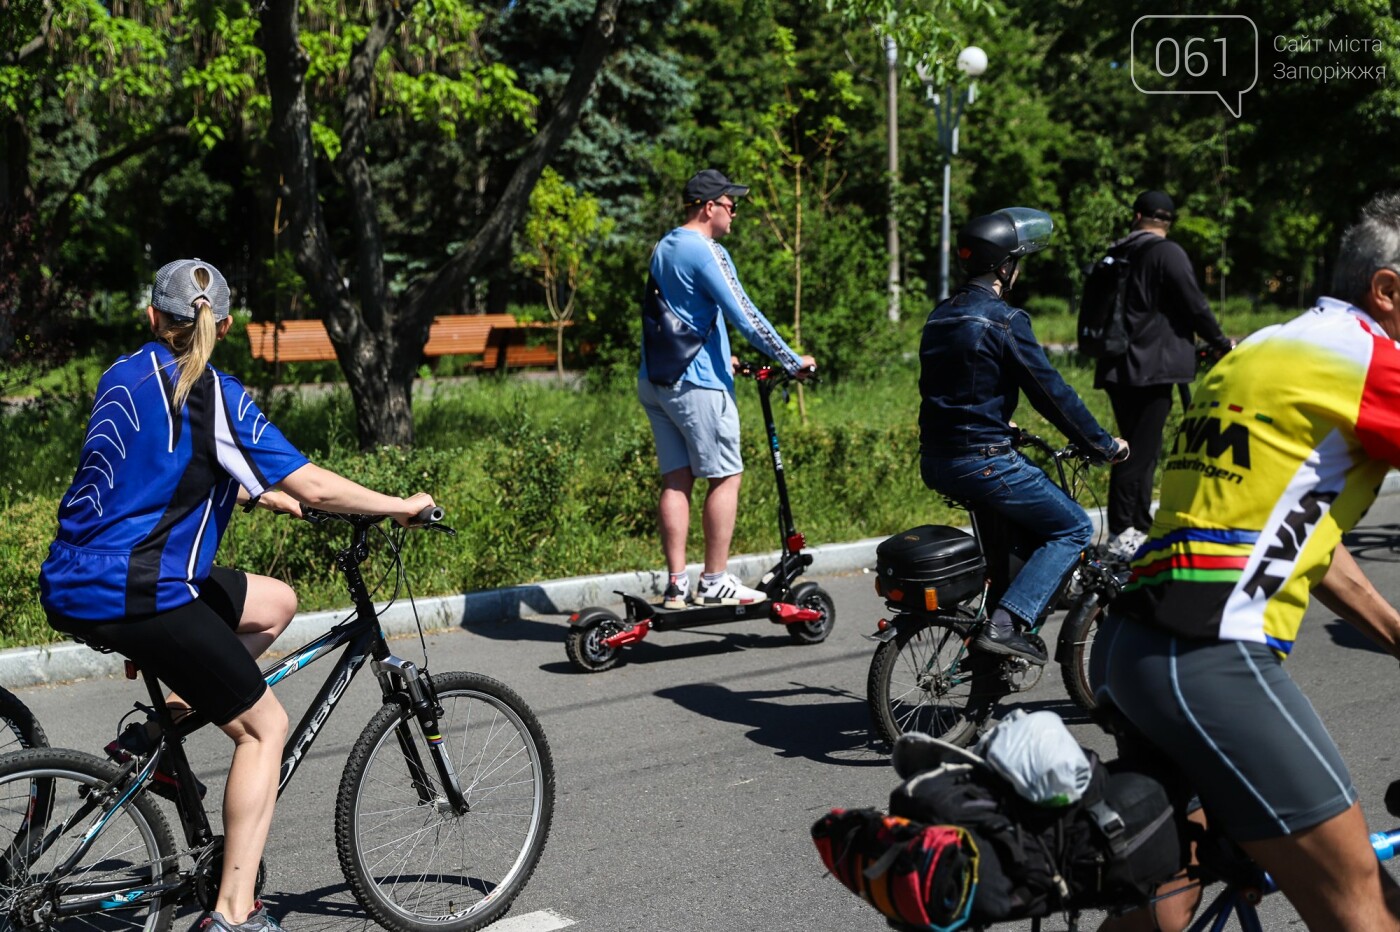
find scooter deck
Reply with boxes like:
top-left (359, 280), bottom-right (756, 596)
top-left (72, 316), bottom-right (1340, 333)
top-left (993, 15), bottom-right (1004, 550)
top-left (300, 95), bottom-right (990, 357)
top-left (646, 598), bottom-right (773, 630)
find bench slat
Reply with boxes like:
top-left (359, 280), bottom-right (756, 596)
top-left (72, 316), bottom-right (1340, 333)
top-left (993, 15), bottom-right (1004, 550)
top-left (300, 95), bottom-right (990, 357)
top-left (247, 314), bottom-right (562, 370)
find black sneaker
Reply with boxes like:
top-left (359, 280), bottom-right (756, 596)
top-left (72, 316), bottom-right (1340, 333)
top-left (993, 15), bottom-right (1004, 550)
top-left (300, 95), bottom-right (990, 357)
top-left (971, 625), bottom-right (1048, 665)
top-left (661, 581), bottom-right (689, 610)
top-left (104, 720), bottom-right (208, 803)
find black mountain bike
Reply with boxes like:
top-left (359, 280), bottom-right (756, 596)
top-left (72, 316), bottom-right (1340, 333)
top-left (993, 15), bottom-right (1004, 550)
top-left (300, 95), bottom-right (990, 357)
top-left (0, 687), bottom-right (46, 756)
top-left (866, 431), bottom-right (1126, 746)
top-left (0, 507), bottom-right (555, 932)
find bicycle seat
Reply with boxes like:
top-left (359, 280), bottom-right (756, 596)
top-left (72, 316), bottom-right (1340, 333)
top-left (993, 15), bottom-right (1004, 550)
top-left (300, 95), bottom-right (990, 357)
top-left (68, 633), bottom-right (115, 655)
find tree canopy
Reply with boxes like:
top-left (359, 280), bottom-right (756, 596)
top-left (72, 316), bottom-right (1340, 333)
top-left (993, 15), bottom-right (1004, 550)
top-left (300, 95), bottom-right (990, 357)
top-left (4, 0), bottom-right (1398, 444)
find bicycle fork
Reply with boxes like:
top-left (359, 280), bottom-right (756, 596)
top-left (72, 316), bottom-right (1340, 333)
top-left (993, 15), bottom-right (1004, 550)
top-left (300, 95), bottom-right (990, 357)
top-left (375, 656), bottom-right (469, 815)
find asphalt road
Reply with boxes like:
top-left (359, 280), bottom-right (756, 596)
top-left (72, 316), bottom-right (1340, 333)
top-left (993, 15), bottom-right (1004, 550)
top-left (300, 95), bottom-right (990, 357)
top-left (14, 494), bottom-right (1400, 931)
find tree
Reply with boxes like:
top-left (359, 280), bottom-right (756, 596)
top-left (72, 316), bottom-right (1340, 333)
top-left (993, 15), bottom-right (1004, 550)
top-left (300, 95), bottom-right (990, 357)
top-left (516, 167), bottom-right (616, 379)
top-left (260, 0), bottom-right (624, 448)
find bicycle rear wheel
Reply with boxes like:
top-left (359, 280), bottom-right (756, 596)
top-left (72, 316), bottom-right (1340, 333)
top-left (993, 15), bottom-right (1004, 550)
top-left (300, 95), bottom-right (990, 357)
top-left (335, 671), bottom-right (555, 932)
top-left (867, 610), bottom-right (996, 748)
top-left (0, 747), bottom-right (176, 932)
top-left (0, 688), bottom-right (46, 754)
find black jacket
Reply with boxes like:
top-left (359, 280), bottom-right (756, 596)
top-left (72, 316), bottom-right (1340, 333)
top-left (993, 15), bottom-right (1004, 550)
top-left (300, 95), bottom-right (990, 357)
top-left (1094, 231), bottom-right (1231, 388)
top-left (920, 281), bottom-right (1117, 459)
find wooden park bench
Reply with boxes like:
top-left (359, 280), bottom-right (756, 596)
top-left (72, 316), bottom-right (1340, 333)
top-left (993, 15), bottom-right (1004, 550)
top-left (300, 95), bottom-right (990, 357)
top-left (246, 313), bottom-right (562, 372)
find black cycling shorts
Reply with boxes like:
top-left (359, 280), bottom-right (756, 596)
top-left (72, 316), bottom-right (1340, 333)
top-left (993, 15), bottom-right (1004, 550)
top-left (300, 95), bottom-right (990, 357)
top-left (49, 566), bottom-right (268, 727)
top-left (1091, 611), bottom-right (1356, 842)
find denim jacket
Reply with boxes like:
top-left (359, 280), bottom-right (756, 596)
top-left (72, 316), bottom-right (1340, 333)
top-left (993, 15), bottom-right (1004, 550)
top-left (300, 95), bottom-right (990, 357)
top-left (919, 281), bottom-right (1117, 459)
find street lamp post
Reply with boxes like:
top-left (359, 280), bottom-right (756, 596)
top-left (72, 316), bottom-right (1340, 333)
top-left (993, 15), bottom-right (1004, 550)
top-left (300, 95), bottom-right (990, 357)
top-left (918, 46), bottom-right (987, 302)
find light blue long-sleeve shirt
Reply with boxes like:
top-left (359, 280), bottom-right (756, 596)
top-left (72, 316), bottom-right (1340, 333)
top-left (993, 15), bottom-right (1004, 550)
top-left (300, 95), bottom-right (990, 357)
top-left (640, 228), bottom-right (802, 391)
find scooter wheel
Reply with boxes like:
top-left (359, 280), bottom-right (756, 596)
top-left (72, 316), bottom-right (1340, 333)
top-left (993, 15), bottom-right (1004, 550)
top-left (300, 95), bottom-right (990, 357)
top-left (565, 608), bottom-right (626, 673)
top-left (786, 582), bottom-right (835, 645)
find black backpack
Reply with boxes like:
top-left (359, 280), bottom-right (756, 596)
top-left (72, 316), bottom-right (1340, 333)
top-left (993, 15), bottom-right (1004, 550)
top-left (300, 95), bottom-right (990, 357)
top-left (1077, 236), bottom-right (1163, 359)
top-left (887, 755), bottom-right (1182, 922)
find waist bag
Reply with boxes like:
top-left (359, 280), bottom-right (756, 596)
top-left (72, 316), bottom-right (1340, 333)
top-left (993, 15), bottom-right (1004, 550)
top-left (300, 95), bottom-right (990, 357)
top-left (812, 809), bottom-right (980, 931)
top-left (887, 754), bottom-right (1183, 921)
top-left (641, 274), bottom-right (712, 385)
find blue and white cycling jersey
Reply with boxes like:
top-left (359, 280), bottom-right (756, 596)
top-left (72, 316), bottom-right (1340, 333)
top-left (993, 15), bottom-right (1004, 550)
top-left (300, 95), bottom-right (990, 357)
top-left (40, 341), bottom-right (309, 622)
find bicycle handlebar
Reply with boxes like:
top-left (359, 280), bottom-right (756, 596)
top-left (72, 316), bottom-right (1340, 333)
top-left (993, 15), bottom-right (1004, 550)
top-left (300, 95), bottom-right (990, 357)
top-left (1011, 428), bottom-right (1106, 465)
top-left (735, 359), bottom-right (817, 384)
top-left (301, 504), bottom-right (449, 530)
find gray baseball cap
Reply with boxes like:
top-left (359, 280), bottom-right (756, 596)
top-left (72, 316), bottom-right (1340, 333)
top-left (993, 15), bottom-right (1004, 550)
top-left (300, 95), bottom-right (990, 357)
top-left (151, 258), bottom-right (231, 322)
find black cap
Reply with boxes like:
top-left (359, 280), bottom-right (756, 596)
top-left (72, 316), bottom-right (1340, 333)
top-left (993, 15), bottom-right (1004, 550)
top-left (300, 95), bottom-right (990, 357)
top-left (683, 169), bottom-right (750, 205)
top-left (1133, 190), bottom-right (1176, 221)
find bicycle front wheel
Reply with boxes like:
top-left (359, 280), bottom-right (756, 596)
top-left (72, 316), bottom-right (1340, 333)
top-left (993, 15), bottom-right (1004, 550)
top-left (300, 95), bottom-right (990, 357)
top-left (0, 748), bottom-right (177, 932)
top-left (1060, 591), bottom-right (1104, 714)
top-left (0, 688), bottom-right (46, 754)
top-left (336, 671), bottom-right (555, 932)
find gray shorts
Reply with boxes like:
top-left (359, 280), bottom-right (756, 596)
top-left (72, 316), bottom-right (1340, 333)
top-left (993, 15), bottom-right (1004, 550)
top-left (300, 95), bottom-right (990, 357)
top-left (1091, 613), bottom-right (1356, 842)
top-left (637, 377), bottom-right (743, 478)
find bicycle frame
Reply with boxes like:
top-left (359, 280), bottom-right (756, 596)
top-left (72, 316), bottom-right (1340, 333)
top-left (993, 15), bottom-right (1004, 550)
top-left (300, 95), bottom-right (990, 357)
top-left (32, 512), bottom-right (465, 920)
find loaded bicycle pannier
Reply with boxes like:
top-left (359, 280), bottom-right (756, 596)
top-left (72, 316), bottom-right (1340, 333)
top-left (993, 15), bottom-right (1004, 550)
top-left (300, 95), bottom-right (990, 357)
top-left (812, 809), bottom-right (980, 930)
top-left (886, 738), bottom-right (1183, 921)
top-left (875, 525), bottom-right (986, 612)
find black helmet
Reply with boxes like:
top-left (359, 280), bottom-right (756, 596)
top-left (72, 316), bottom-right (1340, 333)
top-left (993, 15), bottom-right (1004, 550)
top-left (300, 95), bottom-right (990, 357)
top-left (957, 207), bottom-right (1054, 280)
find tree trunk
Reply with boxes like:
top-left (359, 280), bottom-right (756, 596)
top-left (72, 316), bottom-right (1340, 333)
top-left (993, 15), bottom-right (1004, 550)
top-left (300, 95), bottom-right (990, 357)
top-left (556, 321), bottom-right (566, 381)
top-left (261, 0), bottom-right (621, 449)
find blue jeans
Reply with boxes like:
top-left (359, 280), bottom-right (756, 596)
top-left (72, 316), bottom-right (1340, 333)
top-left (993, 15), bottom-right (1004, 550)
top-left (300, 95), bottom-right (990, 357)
top-left (921, 449), bottom-right (1093, 627)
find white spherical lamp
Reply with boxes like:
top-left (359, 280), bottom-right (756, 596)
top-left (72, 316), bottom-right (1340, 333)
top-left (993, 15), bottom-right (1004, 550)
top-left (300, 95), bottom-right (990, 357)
top-left (956, 46), bottom-right (988, 78)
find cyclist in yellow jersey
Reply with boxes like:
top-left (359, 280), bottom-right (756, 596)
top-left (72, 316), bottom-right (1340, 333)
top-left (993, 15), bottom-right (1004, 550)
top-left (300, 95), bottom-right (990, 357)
top-left (1094, 192), bottom-right (1400, 931)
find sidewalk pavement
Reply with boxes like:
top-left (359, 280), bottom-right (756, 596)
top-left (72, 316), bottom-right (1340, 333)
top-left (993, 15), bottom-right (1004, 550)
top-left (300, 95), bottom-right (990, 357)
top-left (12, 471), bottom-right (1400, 690)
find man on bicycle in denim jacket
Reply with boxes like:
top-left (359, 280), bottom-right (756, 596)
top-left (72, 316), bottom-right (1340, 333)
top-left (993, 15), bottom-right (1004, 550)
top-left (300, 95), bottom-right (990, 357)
top-left (919, 208), bottom-right (1128, 664)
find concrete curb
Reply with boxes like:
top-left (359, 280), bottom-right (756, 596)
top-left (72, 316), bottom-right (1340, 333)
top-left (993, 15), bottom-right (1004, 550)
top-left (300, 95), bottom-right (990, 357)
top-left (12, 470), bottom-right (1400, 689)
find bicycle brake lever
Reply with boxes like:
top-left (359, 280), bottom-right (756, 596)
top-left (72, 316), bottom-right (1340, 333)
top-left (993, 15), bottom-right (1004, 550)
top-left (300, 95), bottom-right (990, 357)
top-left (426, 524), bottom-right (457, 537)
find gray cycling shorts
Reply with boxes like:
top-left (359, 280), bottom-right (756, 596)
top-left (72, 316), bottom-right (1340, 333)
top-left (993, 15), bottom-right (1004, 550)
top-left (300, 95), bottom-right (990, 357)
top-left (1091, 613), bottom-right (1357, 842)
top-left (637, 378), bottom-right (743, 478)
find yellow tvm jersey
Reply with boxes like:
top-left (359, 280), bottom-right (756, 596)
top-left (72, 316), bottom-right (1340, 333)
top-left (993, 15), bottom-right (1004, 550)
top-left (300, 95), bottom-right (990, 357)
top-left (1119, 298), bottom-right (1400, 657)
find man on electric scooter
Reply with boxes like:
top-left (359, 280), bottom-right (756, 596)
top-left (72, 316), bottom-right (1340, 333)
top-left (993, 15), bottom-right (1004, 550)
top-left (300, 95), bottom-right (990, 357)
top-left (919, 207), bottom-right (1129, 664)
top-left (638, 169), bottom-right (816, 610)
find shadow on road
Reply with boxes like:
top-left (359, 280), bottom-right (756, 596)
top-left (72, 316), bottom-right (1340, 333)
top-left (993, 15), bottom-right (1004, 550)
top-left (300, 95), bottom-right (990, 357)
top-left (1322, 619), bottom-right (1387, 654)
top-left (655, 680), bottom-right (888, 767)
top-left (1343, 524), bottom-right (1400, 563)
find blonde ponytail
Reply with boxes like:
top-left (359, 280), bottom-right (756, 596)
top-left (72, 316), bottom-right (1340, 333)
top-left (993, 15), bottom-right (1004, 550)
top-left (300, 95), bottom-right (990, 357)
top-left (155, 266), bottom-right (219, 408)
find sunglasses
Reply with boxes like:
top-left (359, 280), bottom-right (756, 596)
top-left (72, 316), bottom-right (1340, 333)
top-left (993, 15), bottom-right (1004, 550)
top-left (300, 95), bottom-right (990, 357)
top-left (713, 200), bottom-right (738, 215)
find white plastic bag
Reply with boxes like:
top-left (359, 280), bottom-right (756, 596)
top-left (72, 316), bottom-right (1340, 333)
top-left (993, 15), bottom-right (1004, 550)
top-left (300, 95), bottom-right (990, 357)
top-left (973, 709), bottom-right (1092, 807)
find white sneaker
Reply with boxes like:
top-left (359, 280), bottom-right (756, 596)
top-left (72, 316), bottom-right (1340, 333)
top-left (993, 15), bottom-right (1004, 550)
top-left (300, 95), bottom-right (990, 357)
top-left (1106, 527), bottom-right (1148, 562)
top-left (694, 572), bottom-right (767, 605)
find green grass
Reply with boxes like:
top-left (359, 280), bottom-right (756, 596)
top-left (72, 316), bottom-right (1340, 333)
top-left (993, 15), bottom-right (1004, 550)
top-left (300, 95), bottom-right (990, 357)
top-left (2, 323), bottom-right (1212, 650)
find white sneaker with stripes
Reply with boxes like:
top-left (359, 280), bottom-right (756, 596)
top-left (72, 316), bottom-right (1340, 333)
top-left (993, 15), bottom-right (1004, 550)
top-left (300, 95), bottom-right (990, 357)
top-left (694, 572), bottom-right (767, 605)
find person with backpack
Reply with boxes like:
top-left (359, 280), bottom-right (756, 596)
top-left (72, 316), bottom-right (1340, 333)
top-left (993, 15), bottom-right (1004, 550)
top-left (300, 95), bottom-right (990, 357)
top-left (1083, 191), bottom-right (1233, 561)
top-left (638, 169), bottom-right (815, 610)
top-left (920, 207), bottom-right (1128, 664)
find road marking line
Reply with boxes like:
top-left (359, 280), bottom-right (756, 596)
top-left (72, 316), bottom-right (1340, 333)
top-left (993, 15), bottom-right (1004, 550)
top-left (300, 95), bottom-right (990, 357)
top-left (487, 909), bottom-right (577, 932)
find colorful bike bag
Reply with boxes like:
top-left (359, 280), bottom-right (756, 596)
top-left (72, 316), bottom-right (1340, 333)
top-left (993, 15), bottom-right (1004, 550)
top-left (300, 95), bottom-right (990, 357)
top-left (812, 808), bottom-right (979, 931)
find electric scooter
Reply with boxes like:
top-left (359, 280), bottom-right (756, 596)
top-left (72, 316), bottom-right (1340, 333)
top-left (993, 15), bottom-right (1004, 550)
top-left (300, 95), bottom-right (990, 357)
top-left (565, 360), bottom-right (836, 673)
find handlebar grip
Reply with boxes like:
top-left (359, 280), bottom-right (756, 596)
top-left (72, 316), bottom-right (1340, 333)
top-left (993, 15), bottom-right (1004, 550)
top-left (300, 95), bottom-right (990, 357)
top-left (415, 505), bottom-right (445, 525)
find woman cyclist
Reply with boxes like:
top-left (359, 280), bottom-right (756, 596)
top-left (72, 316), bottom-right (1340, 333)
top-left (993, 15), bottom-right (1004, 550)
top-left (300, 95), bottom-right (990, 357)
top-left (38, 259), bottom-right (434, 932)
